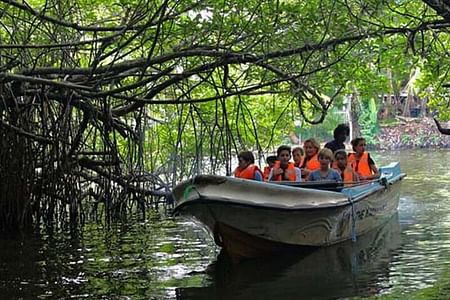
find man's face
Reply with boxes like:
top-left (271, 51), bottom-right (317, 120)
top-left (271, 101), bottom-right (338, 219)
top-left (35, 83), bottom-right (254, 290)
top-left (336, 133), bottom-right (348, 143)
top-left (278, 150), bottom-right (291, 166)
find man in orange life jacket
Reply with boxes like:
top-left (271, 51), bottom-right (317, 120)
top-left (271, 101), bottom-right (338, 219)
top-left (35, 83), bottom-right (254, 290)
top-left (234, 151), bottom-right (263, 181)
top-left (268, 145), bottom-right (301, 182)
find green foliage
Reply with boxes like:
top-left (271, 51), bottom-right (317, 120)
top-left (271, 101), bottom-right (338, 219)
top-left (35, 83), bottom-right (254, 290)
top-left (296, 106), bottom-right (346, 143)
top-left (5, 0), bottom-right (450, 231)
top-left (358, 98), bottom-right (379, 145)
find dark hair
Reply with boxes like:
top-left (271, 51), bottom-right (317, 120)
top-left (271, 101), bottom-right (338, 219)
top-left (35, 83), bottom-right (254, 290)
top-left (351, 137), bottom-right (366, 150)
top-left (292, 146), bottom-right (304, 156)
top-left (266, 155), bottom-right (277, 164)
top-left (238, 151), bottom-right (255, 164)
top-left (276, 145), bottom-right (291, 157)
top-left (333, 124), bottom-right (350, 139)
top-left (334, 149), bottom-right (347, 160)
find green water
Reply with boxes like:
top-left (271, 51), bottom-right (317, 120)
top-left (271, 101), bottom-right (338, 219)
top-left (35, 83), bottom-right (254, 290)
top-left (1, 149), bottom-right (450, 299)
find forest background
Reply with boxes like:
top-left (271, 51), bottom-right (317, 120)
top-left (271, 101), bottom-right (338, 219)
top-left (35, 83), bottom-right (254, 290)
top-left (2, 0), bottom-right (450, 231)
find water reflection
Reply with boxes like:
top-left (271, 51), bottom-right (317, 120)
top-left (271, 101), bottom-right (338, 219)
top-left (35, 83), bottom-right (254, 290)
top-left (176, 215), bottom-right (402, 300)
top-left (0, 216), bottom-right (217, 299)
top-left (2, 150), bottom-right (450, 299)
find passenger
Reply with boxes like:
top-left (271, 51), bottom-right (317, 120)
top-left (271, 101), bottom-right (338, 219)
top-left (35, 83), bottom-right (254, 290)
top-left (348, 138), bottom-right (380, 180)
top-left (307, 148), bottom-right (342, 182)
top-left (268, 145), bottom-right (301, 182)
top-left (292, 146), bottom-right (304, 168)
top-left (263, 155), bottom-right (277, 181)
top-left (234, 151), bottom-right (263, 181)
top-left (333, 149), bottom-right (359, 184)
top-left (324, 123), bottom-right (350, 153)
top-left (300, 138), bottom-right (321, 179)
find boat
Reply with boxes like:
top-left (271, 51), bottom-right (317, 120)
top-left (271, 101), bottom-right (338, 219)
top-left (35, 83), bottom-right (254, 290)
top-left (172, 162), bottom-right (406, 260)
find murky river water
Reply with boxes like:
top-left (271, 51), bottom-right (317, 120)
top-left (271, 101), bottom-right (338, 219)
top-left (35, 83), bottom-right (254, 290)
top-left (1, 149), bottom-right (450, 299)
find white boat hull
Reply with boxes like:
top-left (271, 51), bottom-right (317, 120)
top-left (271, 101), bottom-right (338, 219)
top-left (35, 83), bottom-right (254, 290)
top-left (173, 162), bottom-right (405, 259)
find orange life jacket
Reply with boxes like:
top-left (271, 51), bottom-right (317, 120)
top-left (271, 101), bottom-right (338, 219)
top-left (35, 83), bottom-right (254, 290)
top-left (234, 164), bottom-right (261, 180)
top-left (348, 152), bottom-right (372, 177)
top-left (305, 154), bottom-right (320, 171)
top-left (272, 161), bottom-right (297, 181)
top-left (263, 166), bottom-right (271, 181)
top-left (334, 165), bottom-right (355, 183)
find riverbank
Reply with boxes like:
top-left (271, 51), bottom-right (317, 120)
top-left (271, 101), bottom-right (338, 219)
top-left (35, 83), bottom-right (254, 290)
top-left (374, 117), bottom-right (450, 150)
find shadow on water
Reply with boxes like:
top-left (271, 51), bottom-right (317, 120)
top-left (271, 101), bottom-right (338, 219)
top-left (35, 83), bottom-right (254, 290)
top-left (176, 214), bottom-right (402, 300)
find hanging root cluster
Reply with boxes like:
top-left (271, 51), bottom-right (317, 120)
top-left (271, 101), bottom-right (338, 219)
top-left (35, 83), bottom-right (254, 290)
top-left (0, 81), bottom-right (171, 232)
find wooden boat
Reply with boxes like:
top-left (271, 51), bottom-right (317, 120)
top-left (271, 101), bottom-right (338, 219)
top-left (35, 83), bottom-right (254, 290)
top-left (172, 162), bottom-right (406, 260)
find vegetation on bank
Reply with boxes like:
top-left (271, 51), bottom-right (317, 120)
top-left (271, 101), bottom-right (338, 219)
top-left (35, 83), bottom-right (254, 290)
top-left (3, 1), bottom-right (450, 230)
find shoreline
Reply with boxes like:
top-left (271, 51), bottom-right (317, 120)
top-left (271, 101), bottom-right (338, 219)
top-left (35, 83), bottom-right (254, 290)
top-left (373, 117), bottom-right (450, 150)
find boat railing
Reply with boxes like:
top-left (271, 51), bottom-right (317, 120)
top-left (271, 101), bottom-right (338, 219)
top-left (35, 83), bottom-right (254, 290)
top-left (268, 176), bottom-right (393, 193)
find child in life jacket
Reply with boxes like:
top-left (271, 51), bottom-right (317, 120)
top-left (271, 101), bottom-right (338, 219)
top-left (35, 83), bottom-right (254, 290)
top-left (307, 148), bottom-right (342, 182)
top-left (263, 155), bottom-right (277, 181)
top-left (348, 138), bottom-right (380, 181)
top-left (333, 149), bottom-right (359, 184)
top-left (292, 146), bottom-right (304, 168)
top-left (268, 145), bottom-right (301, 182)
top-left (234, 151), bottom-right (263, 181)
top-left (300, 138), bottom-right (321, 180)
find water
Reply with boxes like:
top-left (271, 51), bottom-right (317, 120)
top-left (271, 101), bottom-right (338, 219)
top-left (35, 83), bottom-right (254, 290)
top-left (1, 149), bottom-right (450, 299)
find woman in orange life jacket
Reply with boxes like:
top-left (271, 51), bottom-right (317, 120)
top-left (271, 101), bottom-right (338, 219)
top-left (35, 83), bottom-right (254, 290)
top-left (300, 138), bottom-right (321, 180)
top-left (234, 151), bottom-right (263, 181)
top-left (292, 146), bottom-right (304, 168)
top-left (263, 155), bottom-right (277, 181)
top-left (333, 149), bottom-right (359, 184)
top-left (348, 137), bottom-right (380, 181)
top-left (268, 145), bottom-right (301, 182)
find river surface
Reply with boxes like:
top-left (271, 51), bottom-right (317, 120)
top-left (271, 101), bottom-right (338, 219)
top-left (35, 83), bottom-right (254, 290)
top-left (1, 149), bottom-right (450, 299)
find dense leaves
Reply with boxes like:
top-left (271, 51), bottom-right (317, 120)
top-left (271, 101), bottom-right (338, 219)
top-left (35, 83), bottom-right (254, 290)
top-left (1, 0), bottom-right (450, 229)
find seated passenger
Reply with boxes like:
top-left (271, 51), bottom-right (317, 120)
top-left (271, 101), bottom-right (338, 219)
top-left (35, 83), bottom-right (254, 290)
top-left (348, 137), bottom-right (380, 180)
top-left (307, 148), bottom-right (342, 182)
top-left (333, 149), bottom-right (359, 184)
top-left (268, 145), bottom-right (301, 182)
top-left (234, 151), bottom-right (263, 181)
top-left (263, 155), bottom-right (277, 181)
top-left (292, 146), bottom-right (304, 168)
top-left (300, 138), bottom-right (321, 180)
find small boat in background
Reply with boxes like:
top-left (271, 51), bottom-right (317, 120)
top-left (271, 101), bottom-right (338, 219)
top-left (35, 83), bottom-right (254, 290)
top-left (172, 162), bottom-right (406, 260)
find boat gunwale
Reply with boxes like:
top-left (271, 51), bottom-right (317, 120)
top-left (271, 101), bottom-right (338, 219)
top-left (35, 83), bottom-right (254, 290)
top-left (173, 174), bottom-right (405, 214)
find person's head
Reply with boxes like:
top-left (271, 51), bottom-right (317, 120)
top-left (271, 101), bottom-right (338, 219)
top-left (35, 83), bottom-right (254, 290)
top-left (318, 148), bottom-right (334, 169)
top-left (276, 145), bottom-right (292, 167)
top-left (292, 147), bottom-right (304, 165)
top-left (266, 155), bottom-right (277, 168)
top-left (351, 137), bottom-right (366, 154)
top-left (237, 151), bottom-right (254, 170)
top-left (334, 149), bottom-right (348, 169)
top-left (333, 123), bottom-right (350, 143)
top-left (303, 138), bottom-right (320, 158)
